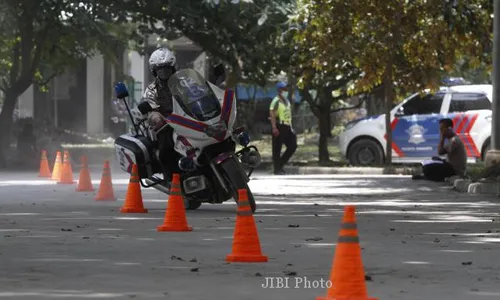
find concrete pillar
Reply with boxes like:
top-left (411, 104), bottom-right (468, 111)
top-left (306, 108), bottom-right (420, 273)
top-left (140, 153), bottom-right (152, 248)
top-left (17, 85), bottom-right (34, 118)
top-left (486, 0), bottom-right (500, 167)
top-left (127, 51), bottom-right (148, 100)
top-left (86, 54), bottom-right (105, 134)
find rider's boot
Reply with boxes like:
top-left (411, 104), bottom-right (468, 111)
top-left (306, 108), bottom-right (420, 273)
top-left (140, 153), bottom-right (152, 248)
top-left (161, 165), bottom-right (172, 191)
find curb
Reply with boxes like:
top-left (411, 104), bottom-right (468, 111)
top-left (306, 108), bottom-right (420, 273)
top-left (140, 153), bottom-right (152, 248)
top-left (446, 176), bottom-right (500, 196)
top-left (32, 146), bottom-right (419, 176)
top-left (44, 146), bottom-right (419, 176)
top-left (284, 166), bottom-right (414, 175)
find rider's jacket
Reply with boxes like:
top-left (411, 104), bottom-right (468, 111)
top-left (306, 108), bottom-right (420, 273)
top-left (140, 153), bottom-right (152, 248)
top-left (141, 80), bottom-right (173, 117)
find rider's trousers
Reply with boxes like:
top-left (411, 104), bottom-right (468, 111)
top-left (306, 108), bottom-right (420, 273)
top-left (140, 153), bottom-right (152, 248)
top-left (156, 126), bottom-right (182, 182)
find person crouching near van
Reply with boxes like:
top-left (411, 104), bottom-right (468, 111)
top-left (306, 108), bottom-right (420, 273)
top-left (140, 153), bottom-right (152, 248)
top-left (412, 118), bottom-right (467, 182)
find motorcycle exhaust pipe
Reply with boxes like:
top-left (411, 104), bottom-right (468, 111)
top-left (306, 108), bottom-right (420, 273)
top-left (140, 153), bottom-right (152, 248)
top-left (145, 178), bottom-right (194, 208)
top-left (144, 178), bottom-right (170, 194)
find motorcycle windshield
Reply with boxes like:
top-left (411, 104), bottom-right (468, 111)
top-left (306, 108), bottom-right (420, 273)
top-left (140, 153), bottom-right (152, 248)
top-left (167, 69), bottom-right (221, 121)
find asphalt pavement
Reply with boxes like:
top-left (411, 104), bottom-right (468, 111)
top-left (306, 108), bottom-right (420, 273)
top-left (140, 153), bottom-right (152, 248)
top-left (1, 167), bottom-right (500, 300)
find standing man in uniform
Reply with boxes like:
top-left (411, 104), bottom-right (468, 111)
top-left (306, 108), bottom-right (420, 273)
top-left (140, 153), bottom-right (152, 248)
top-left (269, 81), bottom-right (297, 175)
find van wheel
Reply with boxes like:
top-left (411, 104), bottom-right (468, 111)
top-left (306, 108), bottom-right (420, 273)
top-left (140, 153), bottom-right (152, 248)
top-left (348, 139), bottom-right (384, 166)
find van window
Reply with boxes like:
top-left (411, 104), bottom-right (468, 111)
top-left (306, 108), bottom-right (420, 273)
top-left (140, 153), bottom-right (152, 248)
top-left (400, 93), bottom-right (445, 115)
top-left (449, 93), bottom-right (491, 112)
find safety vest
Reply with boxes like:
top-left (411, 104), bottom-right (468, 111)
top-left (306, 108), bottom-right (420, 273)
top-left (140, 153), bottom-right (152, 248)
top-left (270, 96), bottom-right (292, 126)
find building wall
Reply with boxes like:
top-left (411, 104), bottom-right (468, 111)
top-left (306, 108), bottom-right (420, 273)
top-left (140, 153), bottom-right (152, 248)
top-left (17, 85), bottom-right (34, 119)
top-left (15, 37), bottom-right (207, 135)
top-left (85, 54), bottom-right (105, 134)
top-left (18, 58), bottom-right (90, 133)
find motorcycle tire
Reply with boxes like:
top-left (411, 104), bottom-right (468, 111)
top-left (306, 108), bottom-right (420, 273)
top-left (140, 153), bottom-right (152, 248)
top-left (184, 198), bottom-right (202, 210)
top-left (220, 157), bottom-right (257, 213)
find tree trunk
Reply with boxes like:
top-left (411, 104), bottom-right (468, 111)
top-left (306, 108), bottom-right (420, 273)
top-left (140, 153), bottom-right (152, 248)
top-left (327, 114), bottom-right (333, 137)
top-left (225, 70), bottom-right (240, 89)
top-left (0, 91), bottom-right (19, 167)
top-left (384, 73), bottom-right (393, 166)
top-left (318, 109), bottom-right (331, 164)
top-left (384, 1), bottom-right (401, 166)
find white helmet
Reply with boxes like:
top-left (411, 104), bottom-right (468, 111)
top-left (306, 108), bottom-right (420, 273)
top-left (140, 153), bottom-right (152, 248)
top-left (148, 47), bottom-right (177, 79)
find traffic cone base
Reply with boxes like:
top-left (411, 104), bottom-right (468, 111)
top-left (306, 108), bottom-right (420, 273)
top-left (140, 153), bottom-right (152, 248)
top-left (157, 224), bottom-right (192, 232)
top-left (316, 297), bottom-right (378, 300)
top-left (76, 185), bottom-right (94, 192)
top-left (76, 156), bottom-right (94, 192)
top-left (226, 254), bottom-right (268, 263)
top-left (58, 151), bottom-right (75, 184)
top-left (157, 173), bottom-right (192, 232)
top-left (121, 207), bottom-right (148, 213)
top-left (226, 189), bottom-right (268, 263)
top-left (316, 206), bottom-right (377, 300)
top-left (95, 161), bottom-right (116, 201)
top-left (120, 164), bottom-right (148, 213)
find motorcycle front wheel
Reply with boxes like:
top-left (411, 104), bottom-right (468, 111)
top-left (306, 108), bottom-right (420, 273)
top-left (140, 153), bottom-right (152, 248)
top-left (219, 157), bottom-right (257, 213)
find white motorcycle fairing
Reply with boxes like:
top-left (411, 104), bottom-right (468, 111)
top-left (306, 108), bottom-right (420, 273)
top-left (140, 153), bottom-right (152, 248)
top-left (165, 82), bottom-right (237, 165)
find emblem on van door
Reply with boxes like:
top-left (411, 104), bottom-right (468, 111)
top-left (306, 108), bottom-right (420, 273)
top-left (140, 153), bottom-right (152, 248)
top-left (406, 124), bottom-right (427, 145)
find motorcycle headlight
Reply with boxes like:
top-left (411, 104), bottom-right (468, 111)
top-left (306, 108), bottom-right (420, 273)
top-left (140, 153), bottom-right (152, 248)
top-left (205, 120), bottom-right (227, 138)
top-left (237, 132), bottom-right (251, 147)
top-left (178, 157), bottom-right (196, 171)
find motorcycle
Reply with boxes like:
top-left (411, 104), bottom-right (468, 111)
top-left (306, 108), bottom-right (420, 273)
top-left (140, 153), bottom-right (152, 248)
top-left (112, 68), bottom-right (261, 212)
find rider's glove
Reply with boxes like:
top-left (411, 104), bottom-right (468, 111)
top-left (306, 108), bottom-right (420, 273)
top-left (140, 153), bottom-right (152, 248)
top-left (147, 111), bottom-right (166, 130)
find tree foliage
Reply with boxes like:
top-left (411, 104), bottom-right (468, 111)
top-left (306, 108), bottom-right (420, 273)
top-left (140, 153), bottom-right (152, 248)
top-left (0, 0), bottom-right (135, 165)
top-left (0, 0), bottom-right (133, 95)
top-left (293, 0), bottom-right (492, 165)
top-left (287, 2), bottom-right (365, 164)
top-left (115, 0), bottom-right (295, 87)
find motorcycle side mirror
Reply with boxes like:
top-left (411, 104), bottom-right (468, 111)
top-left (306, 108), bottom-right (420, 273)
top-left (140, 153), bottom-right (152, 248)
top-left (114, 82), bottom-right (129, 100)
top-left (212, 64), bottom-right (226, 86)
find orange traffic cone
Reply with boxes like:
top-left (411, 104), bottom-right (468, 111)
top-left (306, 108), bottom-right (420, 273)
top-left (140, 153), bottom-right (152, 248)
top-left (38, 150), bottom-right (51, 178)
top-left (51, 151), bottom-right (62, 181)
top-left (157, 173), bottom-right (192, 232)
top-left (226, 189), bottom-right (268, 263)
top-left (65, 150), bottom-right (74, 175)
top-left (58, 151), bottom-right (75, 184)
top-left (316, 206), bottom-right (378, 300)
top-left (94, 161), bottom-right (116, 201)
top-left (120, 164), bottom-right (148, 213)
top-left (76, 155), bottom-right (94, 192)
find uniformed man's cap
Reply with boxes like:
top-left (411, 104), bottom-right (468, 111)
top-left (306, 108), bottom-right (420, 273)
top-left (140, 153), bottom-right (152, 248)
top-left (275, 81), bottom-right (289, 90)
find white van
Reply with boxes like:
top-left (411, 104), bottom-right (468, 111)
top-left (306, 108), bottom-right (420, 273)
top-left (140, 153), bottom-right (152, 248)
top-left (339, 85), bottom-right (492, 166)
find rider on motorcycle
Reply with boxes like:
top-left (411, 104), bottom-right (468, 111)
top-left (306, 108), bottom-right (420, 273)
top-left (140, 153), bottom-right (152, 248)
top-left (141, 47), bottom-right (181, 184)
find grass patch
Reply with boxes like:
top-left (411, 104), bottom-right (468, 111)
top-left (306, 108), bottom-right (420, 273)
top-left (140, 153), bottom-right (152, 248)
top-left (466, 163), bottom-right (486, 181)
top-left (238, 133), bottom-right (345, 163)
top-left (464, 162), bottom-right (500, 182)
top-left (61, 143), bottom-right (116, 149)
